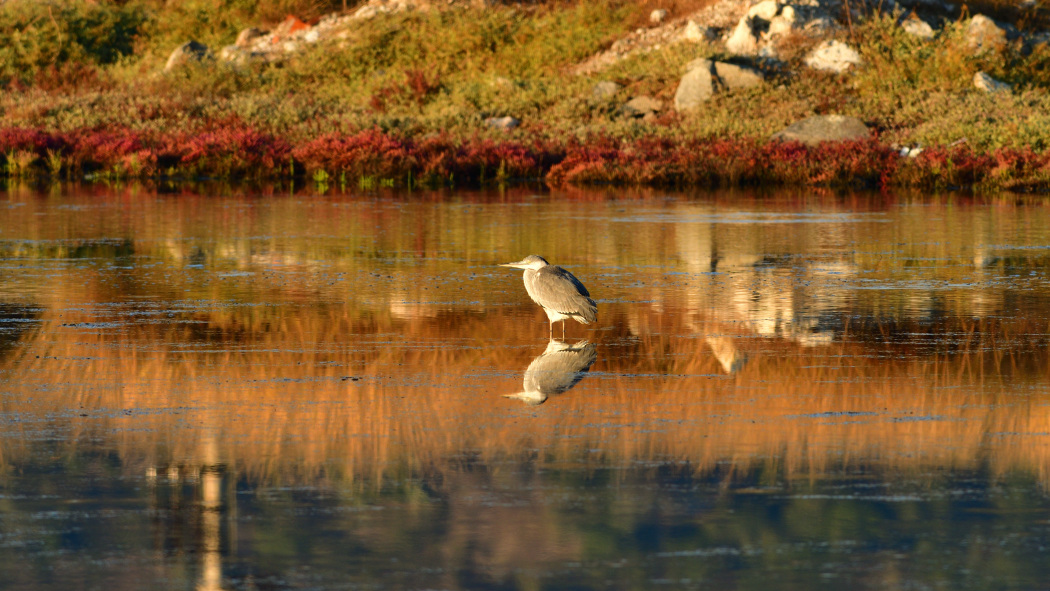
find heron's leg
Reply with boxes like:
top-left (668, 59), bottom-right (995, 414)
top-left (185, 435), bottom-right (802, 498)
top-left (561, 321), bottom-right (565, 340)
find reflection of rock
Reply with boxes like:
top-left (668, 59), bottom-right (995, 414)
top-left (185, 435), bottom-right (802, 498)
top-left (705, 336), bottom-right (747, 373)
top-left (504, 339), bottom-right (597, 405)
top-left (389, 294), bottom-right (439, 319)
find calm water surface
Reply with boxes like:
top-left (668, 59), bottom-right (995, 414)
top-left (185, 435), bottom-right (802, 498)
top-left (1, 185), bottom-right (1050, 590)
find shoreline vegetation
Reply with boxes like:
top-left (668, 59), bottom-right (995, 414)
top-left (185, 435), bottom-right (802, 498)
top-left (3, 0), bottom-right (1050, 191)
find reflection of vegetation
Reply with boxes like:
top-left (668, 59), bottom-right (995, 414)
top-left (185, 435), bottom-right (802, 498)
top-left (2, 188), bottom-right (1050, 588)
top-left (0, 304), bottom-right (41, 360)
top-left (1, 188), bottom-right (1050, 491)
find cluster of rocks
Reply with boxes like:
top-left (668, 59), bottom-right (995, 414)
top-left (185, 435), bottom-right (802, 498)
top-left (163, 0), bottom-right (1030, 144)
top-left (165, 0), bottom-right (453, 72)
top-left (592, 3), bottom-right (1023, 143)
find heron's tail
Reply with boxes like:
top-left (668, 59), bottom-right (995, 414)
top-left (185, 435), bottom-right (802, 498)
top-left (574, 297), bottom-right (598, 324)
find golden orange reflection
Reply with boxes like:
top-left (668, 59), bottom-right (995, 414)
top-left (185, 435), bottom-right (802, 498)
top-left (3, 297), bottom-right (1050, 489)
top-left (1, 185), bottom-right (1050, 490)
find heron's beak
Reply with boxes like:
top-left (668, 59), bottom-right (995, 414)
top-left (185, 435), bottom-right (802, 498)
top-left (499, 259), bottom-right (529, 269)
top-left (503, 392), bottom-right (547, 405)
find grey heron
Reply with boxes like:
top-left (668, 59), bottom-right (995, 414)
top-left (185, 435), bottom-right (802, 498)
top-left (499, 255), bottom-right (597, 338)
top-left (504, 339), bottom-right (598, 405)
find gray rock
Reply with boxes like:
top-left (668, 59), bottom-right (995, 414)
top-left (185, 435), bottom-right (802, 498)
top-left (771, 115), bottom-right (870, 145)
top-left (747, 0), bottom-right (780, 21)
top-left (674, 60), bottom-right (764, 111)
top-left (725, 16), bottom-right (760, 55)
top-left (768, 14), bottom-right (795, 36)
top-left (803, 17), bottom-right (835, 36)
top-left (901, 13), bottom-right (935, 38)
top-left (650, 9), bottom-right (668, 24)
top-left (621, 96), bottom-right (663, 118)
top-left (236, 27), bottom-right (268, 48)
top-left (485, 116), bottom-right (521, 131)
top-left (804, 40), bottom-right (862, 73)
top-left (592, 81), bottom-right (622, 100)
top-left (966, 15), bottom-right (1008, 52)
top-left (674, 61), bottom-right (719, 110)
top-left (715, 61), bottom-right (764, 90)
top-left (682, 20), bottom-right (717, 42)
top-left (164, 40), bottom-right (212, 72)
top-left (218, 45), bottom-right (248, 65)
top-left (974, 71), bottom-right (1011, 93)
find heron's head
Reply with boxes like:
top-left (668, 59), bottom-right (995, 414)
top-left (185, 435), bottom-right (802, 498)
top-left (499, 255), bottom-right (549, 270)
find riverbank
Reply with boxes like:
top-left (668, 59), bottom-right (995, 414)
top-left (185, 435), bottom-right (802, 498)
top-left (3, 0), bottom-right (1050, 190)
top-left (5, 126), bottom-right (1050, 191)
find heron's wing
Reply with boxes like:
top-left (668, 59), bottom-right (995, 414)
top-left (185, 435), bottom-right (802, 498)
top-left (523, 342), bottom-right (598, 395)
top-left (526, 266), bottom-right (598, 323)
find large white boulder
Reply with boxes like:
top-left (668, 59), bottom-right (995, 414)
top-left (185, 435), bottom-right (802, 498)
top-left (804, 40), bottom-right (863, 73)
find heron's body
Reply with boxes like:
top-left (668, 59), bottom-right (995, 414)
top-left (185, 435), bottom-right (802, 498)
top-left (504, 339), bottom-right (598, 405)
top-left (500, 255), bottom-right (597, 338)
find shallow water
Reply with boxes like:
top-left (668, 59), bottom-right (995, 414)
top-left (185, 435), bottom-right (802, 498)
top-left (2, 184), bottom-right (1050, 590)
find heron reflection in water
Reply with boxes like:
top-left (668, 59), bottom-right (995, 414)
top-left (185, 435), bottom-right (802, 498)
top-left (504, 339), bottom-right (598, 405)
top-left (499, 255), bottom-right (598, 339)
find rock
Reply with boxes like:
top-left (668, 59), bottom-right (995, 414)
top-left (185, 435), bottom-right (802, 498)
top-left (674, 60), bottom-right (764, 111)
top-left (353, 4), bottom-right (383, 19)
top-left (974, 71), bottom-right (1011, 93)
top-left (236, 27), bottom-right (268, 48)
top-left (621, 96), bottom-right (662, 118)
top-left (803, 17), bottom-right (834, 36)
top-left (490, 76), bottom-right (516, 89)
top-left (901, 13), bottom-right (935, 38)
top-left (164, 40), bottom-right (212, 72)
top-left (682, 20), bottom-right (716, 42)
top-left (771, 115), bottom-right (870, 145)
top-left (218, 45), bottom-right (247, 65)
top-left (804, 40), bottom-right (862, 73)
top-left (747, 0), bottom-right (780, 21)
top-left (272, 15), bottom-right (311, 40)
top-left (650, 9), bottom-right (668, 24)
top-left (966, 15), bottom-right (1008, 52)
top-left (352, 0), bottom-right (422, 20)
top-left (591, 81), bottom-right (622, 100)
top-left (767, 14), bottom-right (795, 37)
top-left (485, 116), bottom-right (521, 131)
top-left (1027, 31), bottom-right (1050, 52)
top-left (725, 17), bottom-right (760, 55)
top-left (715, 61), bottom-right (764, 89)
top-left (674, 61), bottom-right (719, 110)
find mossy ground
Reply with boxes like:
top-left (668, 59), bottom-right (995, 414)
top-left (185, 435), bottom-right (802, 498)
top-left (3, 0), bottom-right (1050, 190)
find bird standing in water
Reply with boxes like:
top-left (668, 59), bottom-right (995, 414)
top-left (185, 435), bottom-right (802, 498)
top-left (499, 255), bottom-right (598, 338)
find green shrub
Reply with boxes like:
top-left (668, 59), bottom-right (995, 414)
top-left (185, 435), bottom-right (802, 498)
top-left (0, 1), bottom-right (147, 86)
